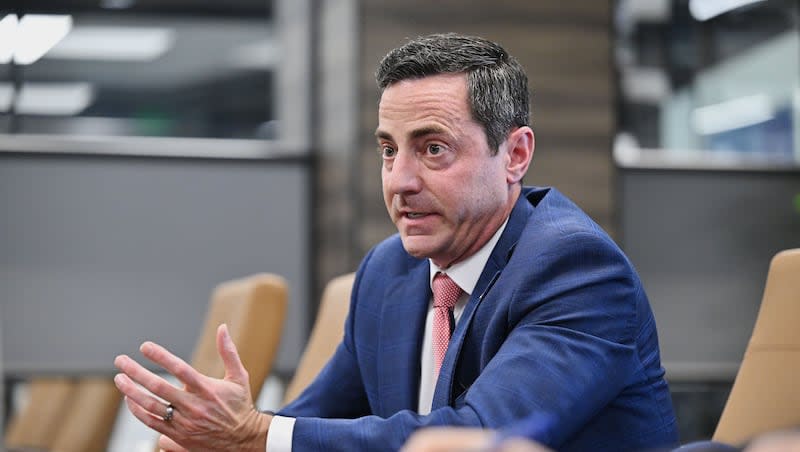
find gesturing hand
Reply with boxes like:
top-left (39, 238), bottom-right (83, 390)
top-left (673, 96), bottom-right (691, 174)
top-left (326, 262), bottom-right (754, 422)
top-left (114, 324), bottom-right (271, 451)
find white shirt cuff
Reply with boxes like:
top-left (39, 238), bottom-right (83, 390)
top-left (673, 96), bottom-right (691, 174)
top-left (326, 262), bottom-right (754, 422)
top-left (266, 415), bottom-right (296, 452)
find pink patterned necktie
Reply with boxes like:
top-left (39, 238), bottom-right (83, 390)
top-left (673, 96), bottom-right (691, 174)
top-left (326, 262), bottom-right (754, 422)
top-left (432, 272), bottom-right (463, 377)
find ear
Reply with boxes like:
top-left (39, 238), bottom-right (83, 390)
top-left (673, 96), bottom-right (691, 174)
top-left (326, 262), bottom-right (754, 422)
top-left (504, 126), bottom-right (534, 185)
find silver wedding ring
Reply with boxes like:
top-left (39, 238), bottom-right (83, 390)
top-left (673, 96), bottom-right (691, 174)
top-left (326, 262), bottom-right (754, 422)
top-left (163, 403), bottom-right (175, 422)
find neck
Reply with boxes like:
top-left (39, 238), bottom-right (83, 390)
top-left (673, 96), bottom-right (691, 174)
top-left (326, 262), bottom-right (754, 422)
top-left (434, 187), bottom-right (520, 269)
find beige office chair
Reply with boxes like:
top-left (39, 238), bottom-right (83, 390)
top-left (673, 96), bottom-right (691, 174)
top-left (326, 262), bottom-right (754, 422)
top-left (713, 248), bottom-right (800, 445)
top-left (148, 273), bottom-right (288, 452)
top-left (4, 377), bottom-right (77, 450)
top-left (191, 273), bottom-right (288, 400)
top-left (6, 274), bottom-right (287, 452)
top-left (49, 377), bottom-right (123, 452)
top-left (282, 272), bottom-right (354, 405)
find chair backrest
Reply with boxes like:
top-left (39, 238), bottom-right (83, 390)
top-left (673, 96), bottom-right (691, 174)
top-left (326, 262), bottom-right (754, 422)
top-left (4, 377), bottom-right (77, 450)
top-left (713, 248), bottom-right (800, 445)
top-left (49, 377), bottom-right (123, 452)
top-left (282, 273), bottom-right (354, 405)
top-left (191, 273), bottom-right (288, 400)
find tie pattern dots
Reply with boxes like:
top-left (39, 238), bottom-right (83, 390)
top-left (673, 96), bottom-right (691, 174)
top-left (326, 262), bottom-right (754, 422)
top-left (432, 272), bottom-right (463, 377)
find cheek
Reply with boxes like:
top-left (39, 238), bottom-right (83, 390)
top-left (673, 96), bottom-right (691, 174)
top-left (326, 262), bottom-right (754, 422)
top-left (458, 167), bottom-right (505, 215)
top-left (381, 172), bottom-right (393, 208)
top-left (439, 185), bottom-right (472, 221)
top-left (380, 168), bottom-right (388, 192)
top-left (478, 159), bottom-right (509, 192)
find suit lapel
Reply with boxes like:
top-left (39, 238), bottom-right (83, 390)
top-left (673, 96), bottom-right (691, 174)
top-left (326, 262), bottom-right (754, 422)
top-left (377, 259), bottom-right (430, 416)
top-left (431, 192), bottom-right (536, 408)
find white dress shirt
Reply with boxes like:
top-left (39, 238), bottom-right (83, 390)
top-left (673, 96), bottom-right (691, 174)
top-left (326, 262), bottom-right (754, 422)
top-left (267, 219), bottom-right (508, 451)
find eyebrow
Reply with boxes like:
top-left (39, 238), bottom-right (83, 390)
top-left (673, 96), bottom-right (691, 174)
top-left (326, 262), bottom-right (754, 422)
top-left (409, 125), bottom-right (447, 140)
top-left (375, 130), bottom-right (393, 141)
top-left (374, 125), bottom-right (448, 141)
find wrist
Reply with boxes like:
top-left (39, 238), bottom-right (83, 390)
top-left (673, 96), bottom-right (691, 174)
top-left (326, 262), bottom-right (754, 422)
top-left (240, 408), bottom-right (272, 451)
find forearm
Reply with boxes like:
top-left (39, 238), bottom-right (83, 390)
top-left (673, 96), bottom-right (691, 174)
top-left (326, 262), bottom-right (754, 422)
top-left (291, 406), bottom-right (485, 451)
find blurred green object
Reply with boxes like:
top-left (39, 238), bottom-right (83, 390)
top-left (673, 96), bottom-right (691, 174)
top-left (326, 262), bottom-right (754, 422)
top-left (794, 194), bottom-right (800, 214)
top-left (135, 109), bottom-right (173, 136)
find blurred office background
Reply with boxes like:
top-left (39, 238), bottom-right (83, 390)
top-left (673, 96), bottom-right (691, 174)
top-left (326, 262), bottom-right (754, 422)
top-left (1, 0), bottom-right (798, 447)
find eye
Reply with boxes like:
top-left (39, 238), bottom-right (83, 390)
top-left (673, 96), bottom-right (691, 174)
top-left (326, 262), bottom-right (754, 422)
top-left (427, 144), bottom-right (443, 155)
top-left (381, 146), bottom-right (396, 158)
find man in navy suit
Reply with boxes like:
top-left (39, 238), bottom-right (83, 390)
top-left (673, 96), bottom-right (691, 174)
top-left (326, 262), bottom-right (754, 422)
top-left (113, 33), bottom-right (678, 451)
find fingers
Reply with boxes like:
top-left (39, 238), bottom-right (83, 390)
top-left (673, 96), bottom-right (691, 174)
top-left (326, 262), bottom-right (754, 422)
top-left (140, 341), bottom-right (207, 391)
top-left (498, 438), bottom-right (554, 452)
top-left (400, 428), bottom-right (494, 452)
top-left (216, 324), bottom-right (249, 386)
top-left (114, 333), bottom-right (259, 450)
top-left (123, 395), bottom-right (176, 437)
top-left (114, 354), bottom-right (185, 407)
top-left (114, 373), bottom-right (178, 421)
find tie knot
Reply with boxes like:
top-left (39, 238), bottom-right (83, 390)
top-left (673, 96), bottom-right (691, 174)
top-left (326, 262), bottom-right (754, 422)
top-left (432, 273), bottom-right (462, 309)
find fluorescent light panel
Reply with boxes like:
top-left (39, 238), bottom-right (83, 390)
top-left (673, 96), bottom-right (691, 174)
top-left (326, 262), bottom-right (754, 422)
top-left (47, 26), bottom-right (175, 61)
top-left (15, 15), bottom-right (73, 65)
top-left (0, 14), bottom-right (73, 65)
top-left (689, 0), bottom-right (767, 21)
top-left (692, 94), bottom-right (775, 135)
top-left (0, 15), bottom-right (172, 64)
top-left (0, 82), bottom-right (95, 115)
top-left (0, 14), bottom-right (18, 64)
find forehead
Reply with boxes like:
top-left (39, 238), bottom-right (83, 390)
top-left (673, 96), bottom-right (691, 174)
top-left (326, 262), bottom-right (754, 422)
top-left (375, 74), bottom-right (474, 139)
top-left (377, 73), bottom-right (471, 132)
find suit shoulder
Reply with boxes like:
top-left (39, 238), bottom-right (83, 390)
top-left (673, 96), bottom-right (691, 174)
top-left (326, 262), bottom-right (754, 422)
top-left (522, 187), bottom-right (620, 253)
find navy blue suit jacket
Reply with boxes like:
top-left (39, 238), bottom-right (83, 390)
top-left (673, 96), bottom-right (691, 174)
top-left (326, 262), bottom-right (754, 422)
top-left (279, 187), bottom-right (678, 451)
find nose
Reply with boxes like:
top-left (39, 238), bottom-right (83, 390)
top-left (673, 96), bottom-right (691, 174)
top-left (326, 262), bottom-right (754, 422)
top-left (385, 150), bottom-right (422, 195)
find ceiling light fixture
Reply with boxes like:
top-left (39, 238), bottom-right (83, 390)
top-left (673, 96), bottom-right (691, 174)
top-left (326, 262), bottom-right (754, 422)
top-left (14, 14), bottom-right (73, 65)
top-left (692, 94), bottom-right (775, 135)
top-left (689, 0), bottom-right (767, 21)
top-left (0, 14), bottom-right (18, 64)
top-left (46, 26), bottom-right (174, 61)
top-left (2, 82), bottom-right (96, 115)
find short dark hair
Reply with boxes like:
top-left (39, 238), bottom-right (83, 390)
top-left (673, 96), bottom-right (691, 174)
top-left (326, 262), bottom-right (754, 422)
top-left (376, 33), bottom-right (530, 153)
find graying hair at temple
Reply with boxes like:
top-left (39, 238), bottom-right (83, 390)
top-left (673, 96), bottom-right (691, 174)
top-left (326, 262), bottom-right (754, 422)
top-left (375, 33), bottom-right (530, 154)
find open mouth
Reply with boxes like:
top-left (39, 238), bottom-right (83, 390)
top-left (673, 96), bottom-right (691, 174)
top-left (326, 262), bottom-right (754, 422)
top-left (406, 212), bottom-right (427, 219)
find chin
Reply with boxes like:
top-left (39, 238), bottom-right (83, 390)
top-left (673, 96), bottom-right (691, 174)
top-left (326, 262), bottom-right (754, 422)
top-left (399, 235), bottom-right (437, 260)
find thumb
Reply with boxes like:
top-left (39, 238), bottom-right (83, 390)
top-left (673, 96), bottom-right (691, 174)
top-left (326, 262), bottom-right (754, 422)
top-left (216, 323), bottom-right (249, 386)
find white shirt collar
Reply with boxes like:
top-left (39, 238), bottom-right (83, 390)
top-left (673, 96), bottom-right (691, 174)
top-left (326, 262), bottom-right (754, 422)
top-left (428, 217), bottom-right (509, 296)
